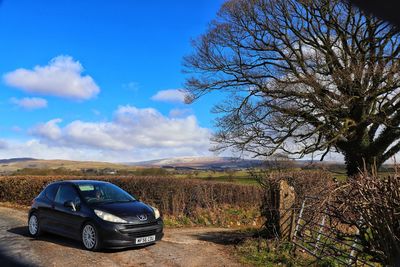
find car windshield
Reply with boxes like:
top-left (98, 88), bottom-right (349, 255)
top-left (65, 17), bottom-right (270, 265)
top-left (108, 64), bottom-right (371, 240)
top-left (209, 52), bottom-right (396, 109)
top-left (77, 183), bottom-right (136, 204)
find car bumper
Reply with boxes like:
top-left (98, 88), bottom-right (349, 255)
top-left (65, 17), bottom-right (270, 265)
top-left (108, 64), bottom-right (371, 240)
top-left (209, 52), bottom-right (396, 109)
top-left (96, 219), bottom-right (164, 248)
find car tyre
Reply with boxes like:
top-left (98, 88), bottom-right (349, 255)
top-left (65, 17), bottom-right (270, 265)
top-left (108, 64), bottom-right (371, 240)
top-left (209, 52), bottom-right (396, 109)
top-left (28, 212), bottom-right (42, 237)
top-left (81, 222), bottom-right (101, 251)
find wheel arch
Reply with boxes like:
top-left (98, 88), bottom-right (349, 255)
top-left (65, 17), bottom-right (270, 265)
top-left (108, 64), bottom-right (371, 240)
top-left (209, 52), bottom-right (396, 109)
top-left (28, 208), bottom-right (38, 218)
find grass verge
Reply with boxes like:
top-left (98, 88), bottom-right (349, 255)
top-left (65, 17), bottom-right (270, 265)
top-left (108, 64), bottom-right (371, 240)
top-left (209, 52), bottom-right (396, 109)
top-left (163, 206), bottom-right (261, 227)
top-left (234, 230), bottom-right (356, 267)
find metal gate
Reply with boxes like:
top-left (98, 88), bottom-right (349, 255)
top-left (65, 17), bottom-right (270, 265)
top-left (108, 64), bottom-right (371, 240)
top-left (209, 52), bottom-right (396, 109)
top-left (291, 197), bottom-right (374, 266)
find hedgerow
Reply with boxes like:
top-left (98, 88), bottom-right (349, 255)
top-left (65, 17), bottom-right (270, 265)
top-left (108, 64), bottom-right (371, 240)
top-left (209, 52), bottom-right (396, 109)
top-left (0, 176), bottom-right (262, 218)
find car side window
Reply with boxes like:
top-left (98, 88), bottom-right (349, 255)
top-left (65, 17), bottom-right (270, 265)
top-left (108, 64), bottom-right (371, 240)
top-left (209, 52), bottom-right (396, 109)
top-left (54, 185), bottom-right (80, 205)
top-left (45, 184), bottom-right (59, 202)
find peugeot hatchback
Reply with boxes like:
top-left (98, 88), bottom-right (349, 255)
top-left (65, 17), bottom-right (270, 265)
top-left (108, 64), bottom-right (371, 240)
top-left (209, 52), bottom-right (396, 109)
top-left (28, 180), bottom-right (163, 250)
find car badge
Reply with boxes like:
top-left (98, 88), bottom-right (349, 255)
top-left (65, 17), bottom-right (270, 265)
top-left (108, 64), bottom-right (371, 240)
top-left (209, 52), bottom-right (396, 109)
top-left (137, 214), bottom-right (147, 221)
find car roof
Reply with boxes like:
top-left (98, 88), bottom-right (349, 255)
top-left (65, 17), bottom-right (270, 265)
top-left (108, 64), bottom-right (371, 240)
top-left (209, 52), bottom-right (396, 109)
top-left (66, 180), bottom-right (110, 185)
top-left (48, 180), bottom-right (110, 186)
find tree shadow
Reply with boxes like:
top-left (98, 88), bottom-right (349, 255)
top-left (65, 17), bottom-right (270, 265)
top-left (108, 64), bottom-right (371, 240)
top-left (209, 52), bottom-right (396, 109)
top-left (0, 228), bottom-right (36, 267)
top-left (0, 249), bottom-right (34, 267)
top-left (192, 229), bottom-right (254, 246)
top-left (7, 226), bottom-right (154, 253)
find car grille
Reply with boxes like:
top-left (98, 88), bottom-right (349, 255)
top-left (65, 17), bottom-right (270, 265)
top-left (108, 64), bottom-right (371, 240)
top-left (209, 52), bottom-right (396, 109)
top-left (118, 220), bottom-right (162, 238)
top-left (126, 229), bottom-right (159, 238)
top-left (122, 221), bottom-right (159, 229)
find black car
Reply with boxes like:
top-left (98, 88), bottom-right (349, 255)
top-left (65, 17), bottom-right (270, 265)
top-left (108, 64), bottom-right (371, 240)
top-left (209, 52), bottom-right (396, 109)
top-left (28, 180), bottom-right (163, 250)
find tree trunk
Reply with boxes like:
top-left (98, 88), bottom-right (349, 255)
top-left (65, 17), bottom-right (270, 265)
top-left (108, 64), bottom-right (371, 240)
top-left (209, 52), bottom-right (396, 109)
top-left (344, 153), bottom-right (363, 176)
top-left (344, 150), bottom-right (379, 177)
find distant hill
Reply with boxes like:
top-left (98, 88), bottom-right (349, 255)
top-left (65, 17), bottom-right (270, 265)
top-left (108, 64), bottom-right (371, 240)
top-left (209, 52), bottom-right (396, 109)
top-left (0, 158), bottom-right (37, 164)
top-left (128, 156), bottom-right (265, 170)
top-left (0, 156), bottom-right (352, 173)
top-left (0, 158), bottom-right (136, 173)
top-left (0, 156), bottom-right (269, 172)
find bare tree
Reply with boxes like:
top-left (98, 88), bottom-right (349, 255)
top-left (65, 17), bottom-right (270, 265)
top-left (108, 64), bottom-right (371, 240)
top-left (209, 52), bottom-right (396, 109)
top-left (184, 0), bottom-right (400, 176)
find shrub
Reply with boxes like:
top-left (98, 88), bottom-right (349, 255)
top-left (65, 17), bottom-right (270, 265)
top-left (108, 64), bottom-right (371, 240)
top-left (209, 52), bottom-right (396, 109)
top-left (330, 173), bottom-right (400, 266)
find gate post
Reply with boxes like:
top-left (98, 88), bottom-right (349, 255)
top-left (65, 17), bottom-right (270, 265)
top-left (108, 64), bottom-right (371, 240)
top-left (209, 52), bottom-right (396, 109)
top-left (263, 178), bottom-right (296, 240)
top-left (279, 179), bottom-right (296, 241)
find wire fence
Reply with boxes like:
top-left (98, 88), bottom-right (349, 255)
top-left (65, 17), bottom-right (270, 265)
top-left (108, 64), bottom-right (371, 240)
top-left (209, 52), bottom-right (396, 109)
top-left (291, 197), bottom-right (374, 266)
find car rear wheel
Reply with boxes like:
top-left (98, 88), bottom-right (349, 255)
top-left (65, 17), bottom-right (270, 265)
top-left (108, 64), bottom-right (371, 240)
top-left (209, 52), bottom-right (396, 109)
top-left (28, 213), bottom-right (42, 237)
top-left (81, 222), bottom-right (101, 251)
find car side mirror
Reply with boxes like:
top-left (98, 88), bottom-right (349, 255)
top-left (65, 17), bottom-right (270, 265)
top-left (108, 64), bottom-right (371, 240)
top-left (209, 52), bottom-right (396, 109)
top-left (64, 200), bottom-right (76, 211)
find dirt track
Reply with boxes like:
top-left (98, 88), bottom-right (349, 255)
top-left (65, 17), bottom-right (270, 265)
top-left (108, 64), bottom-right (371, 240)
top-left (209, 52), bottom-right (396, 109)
top-left (0, 206), bottom-right (248, 267)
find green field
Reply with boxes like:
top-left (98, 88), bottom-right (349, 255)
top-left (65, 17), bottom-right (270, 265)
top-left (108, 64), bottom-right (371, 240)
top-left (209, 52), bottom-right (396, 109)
top-left (172, 170), bottom-right (259, 185)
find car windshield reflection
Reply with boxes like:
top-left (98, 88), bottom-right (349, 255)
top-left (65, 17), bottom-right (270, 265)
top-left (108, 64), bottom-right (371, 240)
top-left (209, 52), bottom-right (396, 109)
top-left (77, 183), bottom-right (136, 204)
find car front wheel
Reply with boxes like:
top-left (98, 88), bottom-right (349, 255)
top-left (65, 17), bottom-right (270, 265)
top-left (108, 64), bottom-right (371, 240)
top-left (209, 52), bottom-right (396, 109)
top-left (28, 213), bottom-right (42, 237)
top-left (81, 222), bottom-right (101, 251)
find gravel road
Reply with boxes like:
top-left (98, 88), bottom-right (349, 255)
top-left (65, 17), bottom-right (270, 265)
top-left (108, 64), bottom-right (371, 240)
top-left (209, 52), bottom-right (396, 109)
top-left (0, 206), bottom-right (247, 267)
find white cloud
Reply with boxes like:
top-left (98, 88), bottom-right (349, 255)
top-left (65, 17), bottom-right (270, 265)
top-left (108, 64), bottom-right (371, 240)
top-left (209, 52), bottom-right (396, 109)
top-left (30, 119), bottom-right (62, 141)
top-left (169, 108), bottom-right (192, 117)
top-left (29, 105), bottom-right (212, 160)
top-left (3, 55), bottom-right (100, 100)
top-left (151, 89), bottom-right (187, 103)
top-left (0, 138), bottom-right (213, 163)
top-left (0, 139), bottom-right (111, 162)
top-left (10, 97), bottom-right (48, 110)
top-left (0, 139), bottom-right (9, 149)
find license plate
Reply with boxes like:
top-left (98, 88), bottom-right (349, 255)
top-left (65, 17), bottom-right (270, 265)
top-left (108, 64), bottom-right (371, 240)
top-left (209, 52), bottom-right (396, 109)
top-left (135, 235), bottom-right (156, 244)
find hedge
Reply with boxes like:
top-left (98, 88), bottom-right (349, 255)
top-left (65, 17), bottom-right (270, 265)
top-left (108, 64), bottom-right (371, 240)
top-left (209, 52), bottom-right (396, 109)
top-left (0, 176), bottom-right (262, 216)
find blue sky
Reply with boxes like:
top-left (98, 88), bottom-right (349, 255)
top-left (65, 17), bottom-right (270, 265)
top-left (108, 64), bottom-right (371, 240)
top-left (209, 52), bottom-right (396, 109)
top-left (0, 0), bottom-right (228, 162)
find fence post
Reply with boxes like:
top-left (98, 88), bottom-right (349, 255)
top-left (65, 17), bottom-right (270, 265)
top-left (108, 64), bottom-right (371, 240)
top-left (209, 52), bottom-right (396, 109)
top-left (291, 199), bottom-right (306, 254)
top-left (347, 219), bottom-right (361, 265)
top-left (313, 212), bottom-right (326, 255)
top-left (293, 199), bottom-right (306, 242)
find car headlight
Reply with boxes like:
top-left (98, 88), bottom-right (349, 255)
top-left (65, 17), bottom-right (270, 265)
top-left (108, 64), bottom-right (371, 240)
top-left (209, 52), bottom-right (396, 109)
top-left (151, 206), bottom-right (161, 219)
top-left (94, 210), bottom-right (127, 223)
